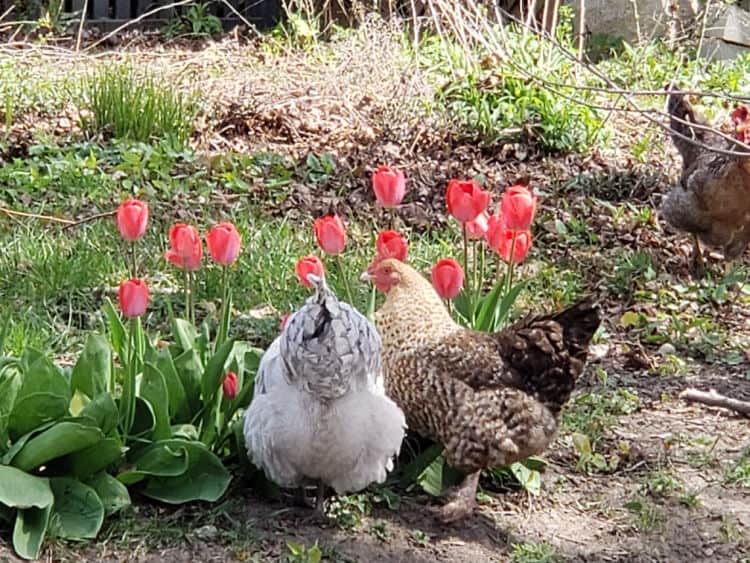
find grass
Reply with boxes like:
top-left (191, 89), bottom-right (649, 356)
top-left (79, 63), bottom-right (198, 147)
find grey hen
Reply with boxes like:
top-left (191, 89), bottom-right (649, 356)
top-left (243, 274), bottom-right (406, 509)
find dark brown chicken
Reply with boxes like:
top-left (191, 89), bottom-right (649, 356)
top-left (361, 258), bottom-right (601, 522)
top-left (662, 89), bottom-right (750, 276)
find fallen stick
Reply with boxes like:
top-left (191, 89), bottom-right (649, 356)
top-left (1, 206), bottom-right (115, 228)
top-left (679, 388), bottom-right (750, 416)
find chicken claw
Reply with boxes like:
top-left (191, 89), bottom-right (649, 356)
top-left (436, 471), bottom-right (481, 524)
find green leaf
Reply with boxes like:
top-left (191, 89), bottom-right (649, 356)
top-left (11, 421), bottom-right (105, 472)
top-left (14, 504), bottom-right (52, 560)
top-left (86, 473), bottom-right (131, 517)
top-left (474, 280), bottom-right (506, 331)
top-left (140, 362), bottom-right (171, 441)
top-left (117, 442), bottom-right (190, 486)
top-left (130, 396), bottom-right (155, 436)
top-left (509, 462), bottom-right (541, 496)
top-left (201, 338), bottom-right (235, 407)
top-left (48, 478), bottom-right (104, 540)
top-left (1, 421), bottom-right (56, 465)
top-left (399, 443), bottom-right (443, 484)
top-left (171, 318), bottom-right (198, 352)
top-left (138, 439), bottom-right (231, 504)
top-left (81, 392), bottom-right (119, 436)
top-left (67, 437), bottom-right (125, 479)
top-left (0, 370), bottom-right (21, 450)
top-left (149, 347), bottom-right (190, 424)
top-left (173, 349), bottom-right (202, 416)
top-left (0, 466), bottom-right (54, 509)
top-left (103, 298), bottom-right (127, 361)
top-left (417, 454), bottom-right (447, 497)
top-left (8, 353), bottom-right (71, 440)
top-left (70, 335), bottom-right (111, 400)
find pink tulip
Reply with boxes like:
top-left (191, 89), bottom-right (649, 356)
top-left (376, 230), bottom-right (408, 262)
top-left (431, 258), bottom-right (464, 300)
top-left (165, 223), bottom-right (203, 271)
top-left (223, 372), bottom-right (238, 399)
top-left (446, 179), bottom-right (491, 224)
top-left (116, 199), bottom-right (148, 241)
top-left (466, 213), bottom-right (488, 240)
top-left (372, 166), bottom-right (406, 208)
top-left (118, 278), bottom-right (150, 318)
top-left (313, 215), bottom-right (346, 256)
top-left (295, 255), bottom-right (325, 288)
top-left (500, 184), bottom-right (537, 231)
top-left (207, 222), bottom-right (241, 265)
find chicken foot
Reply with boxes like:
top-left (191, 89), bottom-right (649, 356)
top-left (691, 234), bottom-right (705, 279)
top-left (437, 470), bottom-right (481, 524)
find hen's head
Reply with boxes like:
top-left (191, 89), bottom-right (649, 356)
top-left (362, 258), bottom-right (428, 293)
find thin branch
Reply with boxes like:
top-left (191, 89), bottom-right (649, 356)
top-left (680, 388), bottom-right (750, 417)
top-left (0, 206), bottom-right (116, 228)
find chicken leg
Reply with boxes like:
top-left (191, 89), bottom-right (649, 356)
top-left (438, 470), bottom-right (480, 523)
top-left (315, 481), bottom-right (328, 514)
top-left (691, 234), bottom-right (705, 279)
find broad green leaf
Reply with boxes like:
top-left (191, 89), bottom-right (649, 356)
top-left (11, 421), bottom-right (105, 472)
top-left (201, 339), bottom-right (235, 407)
top-left (416, 453), bottom-right (463, 497)
top-left (48, 478), bottom-right (104, 540)
top-left (19, 348), bottom-right (47, 373)
top-left (103, 298), bottom-right (127, 362)
top-left (130, 396), bottom-right (155, 436)
top-left (81, 392), bottom-right (119, 436)
top-left (139, 439), bottom-right (231, 504)
top-left (0, 466), bottom-right (53, 509)
top-left (8, 353), bottom-right (71, 440)
top-left (87, 473), bottom-right (130, 517)
top-left (1, 421), bottom-right (56, 465)
top-left (173, 349), bottom-right (202, 416)
top-left (399, 443), bottom-right (443, 484)
top-left (171, 318), bottom-right (198, 352)
top-left (139, 362), bottom-right (171, 441)
top-left (0, 370), bottom-right (21, 450)
top-left (70, 335), bottom-right (111, 400)
top-left (474, 280), bottom-right (506, 331)
top-left (490, 279), bottom-right (528, 332)
top-left (149, 347), bottom-right (190, 423)
top-left (117, 442), bottom-right (189, 486)
top-left (67, 437), bottom-right (124, 479)
top-left (13, 504), bottom-right (52, 560)
top-left (170, 424), bottom-right (199, 441)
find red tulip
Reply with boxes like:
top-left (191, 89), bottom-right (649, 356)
top-left (376, 230), bottom-right (408, 262)
top-left (116, 199), bottom-right (148, 241)
top-left (446, 179), bottom-right (491, 224)
top-left (489, 225), bottom-right (533, 264)
top-left (500, 184), bottom-right (537, 231)
top-left (223, 371), bottom-right (238, 400)
top-left (313, 215), bottom-right (346, 256)
top-left (295, 255), bottom-right (325, 288)
top-left (207, 222), bottom-right (241, 265)
top-left (118, 278), bottom-right (150, 318)
top-left (431, 258), bottom-right (464, 300)
top-left (466, 213), bottom-right (488, 240)
top-left (165, 223), bottom-right (203, 271)
top-left (372, 166), bottom-right (406, 208)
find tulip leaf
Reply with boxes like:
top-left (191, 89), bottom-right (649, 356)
top-left (201, 338), bottom-right (235, 407)
top-left (70, 334), bottom-right (111, 400)
top-left (11, 421), bottom-right (105, 472)
top-left (117, 442), bottom-right (190, 486)
top-left (0, 370), bottom-right (21, 452)
top-left (48, 478), bottom-right (104, 540)
top-left (80, 392), bottom-right (119, 436)
top-left (137, 439), bottom-right (231, 504)
top-left (13, 504), bottom-right (52, 560)
top-left (148, 347), bottom-right (191, 424)
top-left (173, 349), bottom-right (202, 417)
top-left (87, 473), bottom-right (131, 517)
top-left (67, 437), bottom-right (125, 479)
top-left (0, 466), bottom-right (54, 510)
top-left (139, 362), bottom-right (171, 441)
top-left (415, 453), bottom-right (463, 497)
top-left (102, 298), bottom-right (127, 362)
top-left (8, 353), bottom-right (71, 441)
top-left (171, 319), bottom-right (198, 353)
top-left (130, 396), bottom-right (155, 436)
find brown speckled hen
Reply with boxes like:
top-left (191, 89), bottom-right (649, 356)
top-left (662, 89), bottom-right (750, 276)
top-left (361, 258), bottom-right (601, 522)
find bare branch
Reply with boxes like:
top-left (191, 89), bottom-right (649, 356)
top-left (680, 388), bottom-right (750, 417)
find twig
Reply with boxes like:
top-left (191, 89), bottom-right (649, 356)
top-left (0, 206), bottom-right (116, 228)
top-left (576, 0), bottom-right (585, 60)
top-left (679, 388), bottom-right (750, 416)
top-left (75, 0), bottom-right (88, 52)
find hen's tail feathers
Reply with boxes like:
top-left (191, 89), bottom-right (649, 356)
top-left (666, 86), bottom-right (706, 164)
top-left (496, 297), bottom-right (602, 411)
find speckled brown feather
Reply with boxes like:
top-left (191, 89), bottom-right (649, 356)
top-left (373, 259), bottom-right (601, 474)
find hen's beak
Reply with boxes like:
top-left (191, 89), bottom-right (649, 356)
top-left (359, 271), bottom-right (372, 283)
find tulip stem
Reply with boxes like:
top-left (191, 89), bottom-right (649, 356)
top-left (130, 243), bottom-right (137, 278)
top-left (507, 230), bottom-right (518, 296)
top-left (336, 255), bottom-right (355, 305)
top-left (462, 224), bottom-right (470, 295)
top-left (217, 266), bottom-right (229, 347)
top-left (121, 318), bottom-right (137, 437)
